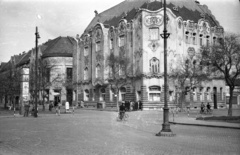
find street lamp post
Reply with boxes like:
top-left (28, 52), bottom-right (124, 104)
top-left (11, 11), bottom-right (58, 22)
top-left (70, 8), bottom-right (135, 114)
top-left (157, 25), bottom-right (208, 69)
top-left (156, 0), bottom-right (175, 136)
top-left (34, 26), bottom-right (40, 117)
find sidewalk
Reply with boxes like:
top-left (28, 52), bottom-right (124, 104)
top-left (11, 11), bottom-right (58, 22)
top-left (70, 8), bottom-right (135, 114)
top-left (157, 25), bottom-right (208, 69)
top-left (168, 108), bottom-right (240, 129)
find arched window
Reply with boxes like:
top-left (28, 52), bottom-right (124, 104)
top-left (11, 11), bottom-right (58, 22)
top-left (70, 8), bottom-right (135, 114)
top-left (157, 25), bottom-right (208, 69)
top-left (150, 57), bottom-right (160, 73)
top-left (149, 86), bottom-right (161, 101)
top-left (100, 88), bottom-right (106, 101)
top-left (120, 87), bottom-right (126, 101)
top-left (96, 64), bottom-right (101, 78)
top-left (84, 67), bottom-right (88, 80)
top-left (178, 20), bottom-right (182, 29)
top-left (84, 47), bottom-right (89, 56)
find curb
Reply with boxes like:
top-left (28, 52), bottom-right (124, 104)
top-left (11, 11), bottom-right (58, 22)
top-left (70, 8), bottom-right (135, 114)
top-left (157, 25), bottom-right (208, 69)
top-left (169, 121), bottom-right (240, 129)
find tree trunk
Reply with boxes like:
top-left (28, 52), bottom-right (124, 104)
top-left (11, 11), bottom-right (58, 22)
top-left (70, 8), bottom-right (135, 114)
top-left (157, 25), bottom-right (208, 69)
top-left (228, 88), bottom-right (234, 116)
top-left (116, 90), bottom-right (119, 112)
top-left (42, 100), bottom-right (45, 111)
top-left (178, 92), bottom-right (185, 111)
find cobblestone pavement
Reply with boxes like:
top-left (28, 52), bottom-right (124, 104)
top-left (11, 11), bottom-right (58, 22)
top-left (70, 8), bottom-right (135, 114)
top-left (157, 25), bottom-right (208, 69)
top-left (0, 110), bottom-right (240, 155)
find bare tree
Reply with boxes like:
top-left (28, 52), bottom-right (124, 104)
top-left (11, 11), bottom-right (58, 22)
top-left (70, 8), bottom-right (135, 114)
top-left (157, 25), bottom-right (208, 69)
top-left (0, 67), bottom-right (21, 110)
top-left (200, 33), bottom-right (240, 116)
top-left (106, 52), bottom-right (137, 111)
top-left (170, 56), bottom-right (208, 109)
top-left (30, 58), bottom-right (62, 111)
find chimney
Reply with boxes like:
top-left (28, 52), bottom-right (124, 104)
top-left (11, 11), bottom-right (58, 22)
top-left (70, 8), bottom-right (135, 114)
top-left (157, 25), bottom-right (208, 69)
top-left (195, 1), bottom-right (200, 4)
top-left (94, 10), bottom-right (98, 16)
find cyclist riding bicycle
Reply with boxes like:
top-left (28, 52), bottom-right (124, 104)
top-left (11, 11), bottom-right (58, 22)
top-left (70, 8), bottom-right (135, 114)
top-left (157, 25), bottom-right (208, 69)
top-left (206, 102), bottom-right (211, 113)
top-left (119, 102), bottom-right (126, 120)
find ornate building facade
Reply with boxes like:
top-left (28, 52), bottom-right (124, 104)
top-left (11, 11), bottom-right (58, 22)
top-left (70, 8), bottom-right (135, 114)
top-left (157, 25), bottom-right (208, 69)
top-left (73, 0), bottom-right (226, 109)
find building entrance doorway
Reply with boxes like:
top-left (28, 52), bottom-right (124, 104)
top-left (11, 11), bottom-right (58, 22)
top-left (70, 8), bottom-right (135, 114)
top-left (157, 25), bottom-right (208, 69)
top-left (67, 89), bottom-right (73, 106)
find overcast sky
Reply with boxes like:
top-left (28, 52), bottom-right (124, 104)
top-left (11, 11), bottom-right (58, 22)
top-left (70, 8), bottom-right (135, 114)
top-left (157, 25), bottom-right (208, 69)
top-left (0, 0), bottom-right (239, 63)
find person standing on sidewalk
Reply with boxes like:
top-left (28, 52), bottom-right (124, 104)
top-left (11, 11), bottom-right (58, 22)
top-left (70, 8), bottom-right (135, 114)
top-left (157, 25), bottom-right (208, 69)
top-left (187, 104), bottom-right (190, 117)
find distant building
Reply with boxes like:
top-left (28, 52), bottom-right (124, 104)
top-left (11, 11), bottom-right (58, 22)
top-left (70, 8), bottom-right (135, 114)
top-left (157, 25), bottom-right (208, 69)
top-left (0, 36), bottom-right (76, 113)
top-left (73, 0), bottom-right (226, 110)
top-left (29, 36), bottom-right (76, 106)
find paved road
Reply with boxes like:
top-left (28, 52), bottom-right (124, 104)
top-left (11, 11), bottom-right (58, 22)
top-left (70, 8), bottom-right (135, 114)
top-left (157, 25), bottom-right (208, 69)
top-left (0, 110), bottom-right (240, 155)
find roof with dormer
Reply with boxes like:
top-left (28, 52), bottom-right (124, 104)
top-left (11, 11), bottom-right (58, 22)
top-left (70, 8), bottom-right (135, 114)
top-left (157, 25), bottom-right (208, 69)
top-left (85, 0), bottom-right (220, 32)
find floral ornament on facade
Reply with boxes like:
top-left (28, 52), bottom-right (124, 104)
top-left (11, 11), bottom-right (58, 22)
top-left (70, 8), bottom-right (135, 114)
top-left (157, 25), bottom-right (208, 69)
top-left (148, 41), bottom-right (160, 52)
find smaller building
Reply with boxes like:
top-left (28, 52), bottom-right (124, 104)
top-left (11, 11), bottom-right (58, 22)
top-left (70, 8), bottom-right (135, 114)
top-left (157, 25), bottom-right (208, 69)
top-left (29, 36), bottom-right (76, 106)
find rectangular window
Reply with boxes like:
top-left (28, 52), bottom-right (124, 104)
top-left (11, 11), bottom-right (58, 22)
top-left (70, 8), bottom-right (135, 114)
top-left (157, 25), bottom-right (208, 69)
top-left (96, 41), bottom-right (101, 52)
top-left (200, 38), bottom-right (203, 46)
top-left (149, 28), bottom-right (159, 40)
top-left (46, 68), bottom-right (50, 82)
top-left (84, 69), bottom-right (88, 80)
top-left (66, 68), bottom-right (72, 80)
top-left (186, 35), bottom-right (189, 44)
top-left (193, 36), bottom-right (196, 44)
top-left (207, 39), bottom-right (209, 46)
top-left (119, 36), bottom-right (125, 47)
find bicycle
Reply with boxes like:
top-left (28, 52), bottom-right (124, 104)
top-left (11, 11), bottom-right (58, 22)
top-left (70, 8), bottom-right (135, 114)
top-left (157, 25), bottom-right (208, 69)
top-left (199, 108), bottom-right (212, 115)
top-left (117, 112), bottom-right (128, 121)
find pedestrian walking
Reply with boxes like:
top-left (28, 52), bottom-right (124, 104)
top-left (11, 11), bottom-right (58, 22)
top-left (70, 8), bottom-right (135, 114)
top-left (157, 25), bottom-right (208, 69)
top-left (56, 100), bottom-right (61, 116)
top-left (49, 101), bottom-right (53, 111)
top-left (200, 102), bottom-right (205, 114)
top-left (24, 101), bottom-right (30, 117)
top-left (72, 103), bottom-right (75, 114)
top-left (80, 100), bottom-right (85, 108)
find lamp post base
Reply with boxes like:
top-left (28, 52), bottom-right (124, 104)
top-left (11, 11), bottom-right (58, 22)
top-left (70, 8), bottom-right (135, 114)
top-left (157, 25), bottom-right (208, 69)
top-left (156, 131), bottom-right (175, 137)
